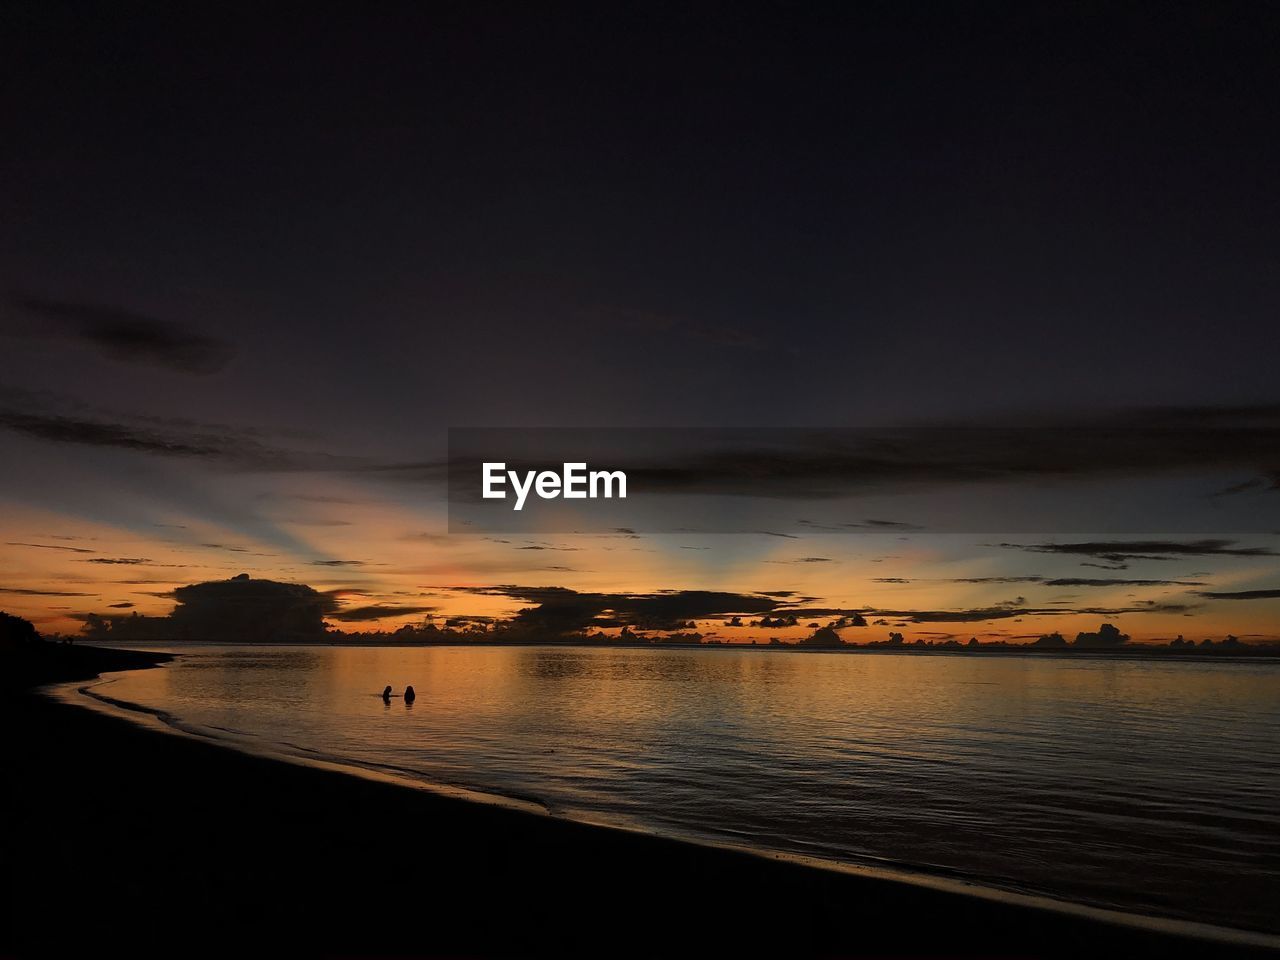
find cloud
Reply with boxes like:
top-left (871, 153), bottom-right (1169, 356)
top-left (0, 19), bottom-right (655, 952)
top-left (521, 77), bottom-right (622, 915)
top-left (1002, 539), bottom-right (1277, 567)
top-left (518, 406), bottom-right (1280, 503)
top-left (867, 603), bottom-right (1200, 623)
top-left (327, 604), bottom-right (438, 622)
top-left (0, 410), bottom-right (230, 456)
top-left (0, 390), bottom-right (365, 473)
top-left (0, 406), bottom-right (357, 472)
top-left (1213, 471), bottom-right (1280, 496)
top-left (446, 584), bottom-right (783, 634)
top-left (868, 605), bottom-right (1050, 623)
top-left (874, 574), bottom-right (1207, 587)
top-left (7, 541), bottom-right (97, 553)
top-left (1044, 577), bottom-right (1207, 587)
top-left (788, 598), bottom-right (1199, 623)
top-left (309, 560), bottom-right (369, 567)
top-left (1196, 588), bottom-right (1280, 600)
top-left (10, 294), bottom-right (236, 374)
top-left (799, 519), bottom-right (923, 531)
top-left (873, 576), bottom-right (1042, 584)
top-left (10, 399), bottom-right (1280, 525)
top-left (257, 492), bottom-right (367, 505)
top-left (0, 586), bottom-right (96, 596)
top-left (79, 574), bottom-right (340, 641)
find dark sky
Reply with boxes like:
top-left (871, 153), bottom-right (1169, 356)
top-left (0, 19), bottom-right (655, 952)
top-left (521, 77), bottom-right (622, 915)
top-left (2, 3), bottom-right (1279, 638)
top-left (4, 2), bottom-right (1278, 434)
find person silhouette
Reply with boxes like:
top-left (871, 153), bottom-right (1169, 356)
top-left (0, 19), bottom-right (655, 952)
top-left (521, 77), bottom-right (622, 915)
top-left (404, 685), bottom-right (416, 704)
top-left (381, 684), bottom-right (392, 703)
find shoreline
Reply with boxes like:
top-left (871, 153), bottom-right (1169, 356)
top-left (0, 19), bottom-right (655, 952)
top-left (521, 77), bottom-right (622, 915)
top-left (59, 668), bottom-right (1280, 953)
top-left (5, 645), bottom-right (1278, 957)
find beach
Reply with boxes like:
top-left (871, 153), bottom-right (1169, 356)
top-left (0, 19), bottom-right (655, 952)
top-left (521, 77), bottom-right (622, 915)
top-left (0, 646), bottom-right (1273, 958)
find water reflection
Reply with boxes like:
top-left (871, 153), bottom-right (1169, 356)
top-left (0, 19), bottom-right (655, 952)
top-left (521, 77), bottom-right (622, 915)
top-left (101, 644), bottom-right (1280, 934)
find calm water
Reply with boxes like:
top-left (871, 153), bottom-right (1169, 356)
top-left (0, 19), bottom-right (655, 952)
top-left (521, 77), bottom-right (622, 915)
top-left (92, 644), bottom-right (1280, 934)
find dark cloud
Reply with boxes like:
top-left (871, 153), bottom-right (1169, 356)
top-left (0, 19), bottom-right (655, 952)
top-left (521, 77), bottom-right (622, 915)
top-left (166, 575), bottom-right (339, 640)
top-left (447, 584), bottom-right (782, 634)
top-left (0, 410), bottom-right (227, 457)
top-left (23, 402), bottom-right (1277, 519)
top-left (875, 574), bottom-right (1206, 587)
top-left (309, 560), bottom-right (368, 567)
top-left (81, 557), bottom-right (152, 565)
top-left (11, 294), bottom-right (236, 374)
top-left (0, 392), bottom-right (362, 471)
top-left (868, 606), bottom-right (1049, 623)
top-left (1003, 539), bottom-right (1278, 566)
top-left (788, 599), bottom-right (1198, 623)
top-left (947, 576), bottom-right (1043, 584)
top-left (6, 541), bottom-right (96, 554)
top-left (1071, 603), bottom-right (1197, 615)
top-left (108, 601), bottom-right (135, 608)
top-left (1044, 577), bottom-right (1208, 587)
top-left (799, 519), bottom-right (924, 531)
top-left (79, 574), bottom-right (339, 641)
top-left (765, 557), bottom-right (834, 564)
top-left (1196, 588), bottom-right (1280, 600)
top-left (873, 576), bottom-right (1042, 584)
top-left (320, 588), bottom-right (370, 601)
top-left (257, 492), bottom-right (366, 505)
top-left (532, 407), bottom-right (1280, 503)
top-left (327, 604), bottom-right (437, 622)
top-left (0, 586), bottom-right (95, 596)
top-left (1213, 471), bottom-right (1280, 496)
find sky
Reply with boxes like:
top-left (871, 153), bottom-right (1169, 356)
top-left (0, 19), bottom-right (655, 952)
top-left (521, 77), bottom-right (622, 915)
top-left (2, 3), bottom-right (1278, 641)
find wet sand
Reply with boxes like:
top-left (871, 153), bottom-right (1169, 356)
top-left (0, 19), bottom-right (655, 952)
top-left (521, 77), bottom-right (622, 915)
top-left (2, 646), bottom-right (1275, 958)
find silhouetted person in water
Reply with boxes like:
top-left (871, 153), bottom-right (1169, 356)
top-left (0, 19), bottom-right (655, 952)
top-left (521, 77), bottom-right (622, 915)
top-left (404, 685), bottom-right (416, 704)
top-left (382, 684), bottom-right (392, 704)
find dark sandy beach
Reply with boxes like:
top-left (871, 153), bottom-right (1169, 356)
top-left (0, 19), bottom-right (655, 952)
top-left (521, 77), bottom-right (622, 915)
top-left (2, 646), bottom-right (1275, 959)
